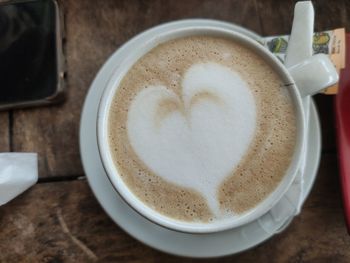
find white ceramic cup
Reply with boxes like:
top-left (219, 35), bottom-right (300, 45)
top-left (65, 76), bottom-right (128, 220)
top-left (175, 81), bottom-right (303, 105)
top-left (97, 20), bottom-right (338, 234)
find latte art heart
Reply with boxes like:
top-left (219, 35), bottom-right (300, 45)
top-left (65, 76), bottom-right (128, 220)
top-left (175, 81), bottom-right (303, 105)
top-left (108, 36), bottom-right (297, 223)
top-left (127, 63), bottom-right (256, 214)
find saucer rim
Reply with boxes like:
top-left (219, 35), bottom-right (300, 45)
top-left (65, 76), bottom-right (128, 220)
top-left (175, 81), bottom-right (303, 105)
top-left (79, 19), bottom-right (321, 258)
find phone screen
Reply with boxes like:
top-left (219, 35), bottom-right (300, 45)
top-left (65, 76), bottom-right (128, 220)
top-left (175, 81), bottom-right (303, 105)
top-left (0, 0), bottom-right (58, 104)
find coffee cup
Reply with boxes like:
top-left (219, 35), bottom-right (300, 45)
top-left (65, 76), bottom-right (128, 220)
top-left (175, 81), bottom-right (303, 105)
top-left (96, 20), bottom-right (338, 233)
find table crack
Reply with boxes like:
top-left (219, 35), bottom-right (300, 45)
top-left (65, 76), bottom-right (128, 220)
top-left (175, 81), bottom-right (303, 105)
top-left (57, 208), bottom-right (98, 261)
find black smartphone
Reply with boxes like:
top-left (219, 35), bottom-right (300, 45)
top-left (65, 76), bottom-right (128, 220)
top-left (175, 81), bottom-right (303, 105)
top-left (0, 0), bottom-right (64, 110)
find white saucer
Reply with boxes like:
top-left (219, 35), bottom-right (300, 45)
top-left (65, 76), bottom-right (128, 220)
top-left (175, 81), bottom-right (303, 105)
top-left (79, 20), bottom-right (321, 258)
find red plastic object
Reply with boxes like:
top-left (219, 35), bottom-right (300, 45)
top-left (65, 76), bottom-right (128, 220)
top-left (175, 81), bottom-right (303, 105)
top-left (335, 33), bottom-right (350, 234)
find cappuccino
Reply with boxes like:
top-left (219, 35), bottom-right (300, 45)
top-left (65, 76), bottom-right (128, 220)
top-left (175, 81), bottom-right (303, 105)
top-left (108, 36), bottom-right (297, 222)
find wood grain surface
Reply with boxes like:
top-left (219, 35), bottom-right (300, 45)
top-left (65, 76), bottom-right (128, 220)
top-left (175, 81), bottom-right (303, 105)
top-left (0, 0), bottom-right (349, 262)
top-left (0, 156), bottom-right (348, 262)
top-left (0, 113), bottom-right (9, 152)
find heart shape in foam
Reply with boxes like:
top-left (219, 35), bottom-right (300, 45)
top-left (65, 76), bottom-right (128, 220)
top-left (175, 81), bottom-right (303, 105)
top-left (127, 63), bottom-right (256, 215)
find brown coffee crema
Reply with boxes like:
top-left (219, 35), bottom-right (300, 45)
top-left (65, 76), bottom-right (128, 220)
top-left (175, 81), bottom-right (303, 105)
top-left (108, 36), bottom-right (297, 222)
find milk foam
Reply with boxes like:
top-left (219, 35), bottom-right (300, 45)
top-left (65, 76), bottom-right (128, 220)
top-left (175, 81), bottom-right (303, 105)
top-left (127, 63), bottom-right (256, 215)
top-left (108, 36), bottom-right (297, 223)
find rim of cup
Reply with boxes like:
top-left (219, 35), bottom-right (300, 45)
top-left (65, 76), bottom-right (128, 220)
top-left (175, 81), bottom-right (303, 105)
top-left (96, 21), bottom-right (305, 234)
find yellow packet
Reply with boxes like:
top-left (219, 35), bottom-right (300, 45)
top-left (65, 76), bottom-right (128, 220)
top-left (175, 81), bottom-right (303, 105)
top-left (263, 28), bottom-right (346, 94)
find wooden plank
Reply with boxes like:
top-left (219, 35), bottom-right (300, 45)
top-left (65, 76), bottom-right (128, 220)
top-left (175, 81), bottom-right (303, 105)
top-left (10, 0), bottom-right (261, 178)
top-left (314, 95), bottom-right (336, 152)
top-left (0, 155), bottom-right (348, 262)
top-left (0, 112), bottom-right (9, 152)
top-left (256, 0), bottom-right (295, 36)
top-left (313, 0), bottom-right (347, 32)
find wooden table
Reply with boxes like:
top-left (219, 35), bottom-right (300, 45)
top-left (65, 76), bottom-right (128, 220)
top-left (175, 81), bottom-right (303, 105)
top-left (0, 0), bottom-right (349, 262)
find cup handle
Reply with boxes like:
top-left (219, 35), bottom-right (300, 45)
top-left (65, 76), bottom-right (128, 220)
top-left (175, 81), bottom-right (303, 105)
top-left (287, 54), bottom-right (339, 97)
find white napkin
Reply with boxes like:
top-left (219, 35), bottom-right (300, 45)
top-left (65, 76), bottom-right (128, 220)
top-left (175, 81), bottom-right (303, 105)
top-left (0, 153), bottom-right (38, 205)
top-left (258, 1), bottom-right (314, 234)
